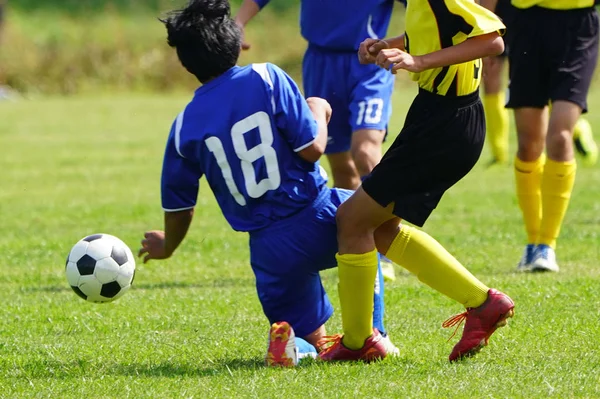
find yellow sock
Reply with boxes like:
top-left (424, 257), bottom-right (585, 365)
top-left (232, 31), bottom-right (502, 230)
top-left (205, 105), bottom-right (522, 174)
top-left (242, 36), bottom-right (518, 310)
top-left (483, 92), bottom-right (510, 163)
top-left (336, 250), bottom-right (378, 350)
top-left (515, 155), bottom-right (545, 243)
top-left (385, 226), bottom-right (488, 309)
top-left (539, 159), bottom-right (577, 248)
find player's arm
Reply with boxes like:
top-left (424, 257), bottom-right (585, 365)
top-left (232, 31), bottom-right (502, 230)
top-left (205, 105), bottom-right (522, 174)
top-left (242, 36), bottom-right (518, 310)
top-left (377, 32), bottom-right (504, 74)
top-left (139, 118), bottom-right (203, 263)
top-left (234, 0), bottom-right (267, 49)
top-left (478, 0), bottom-right (498, 12)
top-left (297, 97), bottom-right (332, 163)
top-left (139, 210), bottom-right (194, 263)
top-left (267, 64), bottom-right (332, 163)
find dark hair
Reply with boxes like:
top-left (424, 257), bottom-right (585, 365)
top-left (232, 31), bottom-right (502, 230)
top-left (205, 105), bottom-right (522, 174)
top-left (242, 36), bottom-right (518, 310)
top-left (161, 0), bottom-right (241, 83)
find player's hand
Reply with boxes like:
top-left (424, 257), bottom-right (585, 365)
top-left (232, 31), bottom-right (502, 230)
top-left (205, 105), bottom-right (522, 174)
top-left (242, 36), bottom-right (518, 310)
top-left (235, 20), bottom-right (251, 50)
top-left (358, 38), bottom-right (389, 64)
top-left (306, 97), bottom-right (332, 124)
top-left (138, 230), bottom-right (170, 263)
top-left (376, 48), bottom-right (424, 74)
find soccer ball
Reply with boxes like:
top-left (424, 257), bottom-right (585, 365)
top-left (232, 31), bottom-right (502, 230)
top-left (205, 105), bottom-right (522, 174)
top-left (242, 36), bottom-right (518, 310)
top-left (65, 234), bottom-right (136, 303)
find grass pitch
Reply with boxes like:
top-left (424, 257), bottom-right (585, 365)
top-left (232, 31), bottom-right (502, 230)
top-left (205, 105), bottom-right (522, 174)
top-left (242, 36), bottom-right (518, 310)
top-left (0, 89), bottom-right (599, 398)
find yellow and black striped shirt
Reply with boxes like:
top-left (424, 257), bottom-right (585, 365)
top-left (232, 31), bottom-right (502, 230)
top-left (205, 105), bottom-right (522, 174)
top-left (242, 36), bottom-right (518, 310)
top-left (511, 0), bottom-right (598, 10)
top-left (405, 0), bottom-right (505, 96)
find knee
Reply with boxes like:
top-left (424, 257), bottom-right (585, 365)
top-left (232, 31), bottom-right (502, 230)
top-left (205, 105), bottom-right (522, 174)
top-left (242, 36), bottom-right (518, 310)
top-left (335, 200), bottom-right (354, 231)
top-left (350, 144), bottom-right (376, 173)
top-left (328, 154), bottom-right (360, 189)
top-left (350, 130), bottom-right (383, 176)
top-left (517, 130), bottom-right (545, 161)
top-left (374, 219), bottom-right (401, 255)
top-left (546, 129), bottom-right (572, 159)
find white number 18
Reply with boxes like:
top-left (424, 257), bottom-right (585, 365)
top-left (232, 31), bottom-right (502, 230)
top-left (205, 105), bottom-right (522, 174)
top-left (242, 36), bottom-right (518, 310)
top-left (205, 111), bottom-right (281, 206)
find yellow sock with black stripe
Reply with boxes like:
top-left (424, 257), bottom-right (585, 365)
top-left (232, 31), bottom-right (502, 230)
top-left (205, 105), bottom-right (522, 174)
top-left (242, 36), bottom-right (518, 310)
top-left (336, 249), bottom-right (378, 350)
top-left (385, 226), bottom-right (488, 308)
top-left (483, 92), bottom-right (510, 163)
top-left (515, 155), bottom-right (545, 243)
top-left (539, 159), bottom-right (577, 248)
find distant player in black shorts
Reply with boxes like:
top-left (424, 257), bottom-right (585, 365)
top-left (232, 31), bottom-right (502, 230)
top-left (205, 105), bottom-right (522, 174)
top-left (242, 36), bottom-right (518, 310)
top-left (479, 0), bottom-right (515, 165)
top-left (317, 0), bottom-right (515, 363)
top-left (479, 0), bottom-right (598, 167)
top-left (507, 0), bottom-right (599, 273)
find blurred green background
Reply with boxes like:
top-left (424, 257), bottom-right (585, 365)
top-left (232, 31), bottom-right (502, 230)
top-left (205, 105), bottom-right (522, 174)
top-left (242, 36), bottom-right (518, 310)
top-left (0, 0), bottom-right (408, 95)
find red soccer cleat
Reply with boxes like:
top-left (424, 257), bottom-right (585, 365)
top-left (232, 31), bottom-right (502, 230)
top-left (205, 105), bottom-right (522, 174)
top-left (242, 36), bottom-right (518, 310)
top-left (444, 289), bottom-right (515, 362)
top-left (265, 321), bottom-right (297, 367)
top-left (317, 329), bottom-right (387, 362)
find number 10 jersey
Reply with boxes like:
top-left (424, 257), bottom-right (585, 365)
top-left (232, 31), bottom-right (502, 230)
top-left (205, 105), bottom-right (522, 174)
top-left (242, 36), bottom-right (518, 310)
top-left (160, 63), bottom-right (328, 232)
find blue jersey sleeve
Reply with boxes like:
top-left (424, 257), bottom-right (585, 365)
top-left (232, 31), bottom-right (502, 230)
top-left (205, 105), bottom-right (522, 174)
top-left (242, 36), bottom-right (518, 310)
top-left (252, 0), bottom-right (270, 9)
top-left (267, 64), bottom-right (319, 153)
top-left (161, 115), bottom-right (204, 212)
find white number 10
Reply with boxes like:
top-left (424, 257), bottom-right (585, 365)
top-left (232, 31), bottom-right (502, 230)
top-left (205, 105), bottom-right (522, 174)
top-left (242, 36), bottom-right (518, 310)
top-left (205, 111), bottom-right (281, 206)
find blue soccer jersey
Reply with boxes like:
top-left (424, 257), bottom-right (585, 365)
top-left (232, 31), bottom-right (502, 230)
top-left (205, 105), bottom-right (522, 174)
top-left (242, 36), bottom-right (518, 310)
top-left (161, 63), bottom-right (328, 232)
top-left (253, 0), bottom-right (402, 51)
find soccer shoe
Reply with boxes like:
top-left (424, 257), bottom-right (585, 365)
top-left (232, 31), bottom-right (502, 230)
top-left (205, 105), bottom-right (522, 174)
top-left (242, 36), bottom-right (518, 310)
top-left (530, 244), bottom-right (559, 273)
top-left (317, 328), bottom-right (387, 362)
top-left (444, 289), bottom-right (515, 362)
top-left (516, 244), bottom-right (537, 272)
top-left (573, 118), bottom-right (598, 167)
top-left (380, 256), bottom-right (396, 282)
top-left (265, 321), bottom-right (297, 367)
top-left (381, 334), bottom-right (400, 356)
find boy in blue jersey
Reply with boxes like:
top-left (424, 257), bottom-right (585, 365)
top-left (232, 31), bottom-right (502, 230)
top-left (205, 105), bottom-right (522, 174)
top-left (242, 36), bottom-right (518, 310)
top-left (235, 0), bottom-right (406, 282)
top-left (138, 0), bottom-right (396, 366)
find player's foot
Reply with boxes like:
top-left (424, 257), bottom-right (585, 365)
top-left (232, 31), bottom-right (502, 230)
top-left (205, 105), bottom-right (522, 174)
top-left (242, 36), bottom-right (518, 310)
top-left (516, 244), bottom-right (536, 272)
top-left (443, 289), bottom-right (515, 362)
top-left (381, 334), bottom-right (400, 356)
top-left (265, 321), bottom-right (297, 367)
top-left (530, 244), bottom-right (559, 272)
top-left (573, 118), bottom-right (598, 167)
top-left (317, 329), bottom-right (387, 362)
top-left (380, 256), bottom-right (396, 282)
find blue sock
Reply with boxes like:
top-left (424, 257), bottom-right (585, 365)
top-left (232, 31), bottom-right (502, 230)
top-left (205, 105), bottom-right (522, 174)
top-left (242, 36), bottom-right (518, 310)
top-left (294, 337), bottom-right (317, 363)
top-left (380, 254), bottom-right (393, 264)
top-left (372, 254), bottom-right (386, 335)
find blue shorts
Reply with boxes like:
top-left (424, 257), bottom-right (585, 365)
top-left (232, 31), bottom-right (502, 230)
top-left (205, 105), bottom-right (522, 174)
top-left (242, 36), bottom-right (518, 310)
top-left (303, 45), bottom-right (395, 154)
top-left (248, 187), bottom-right (353, 338)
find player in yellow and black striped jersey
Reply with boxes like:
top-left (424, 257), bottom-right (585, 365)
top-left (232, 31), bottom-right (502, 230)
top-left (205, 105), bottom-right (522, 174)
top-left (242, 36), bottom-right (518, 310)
top-left (317, 0), bottom-right (515, 363)
top-left (506, 0), bottom-right (599, 273)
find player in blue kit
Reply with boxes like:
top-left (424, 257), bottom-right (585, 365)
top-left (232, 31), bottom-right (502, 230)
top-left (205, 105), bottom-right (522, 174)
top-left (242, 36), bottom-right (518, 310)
top-left (235, 0), bottom-right (407, 282)
top-left (138, 0), bottom-right (397, 366)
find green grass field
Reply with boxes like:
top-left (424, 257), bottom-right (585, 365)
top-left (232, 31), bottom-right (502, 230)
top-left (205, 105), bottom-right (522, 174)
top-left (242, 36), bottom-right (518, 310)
top-left (1, 87), bottom-right (599, 398)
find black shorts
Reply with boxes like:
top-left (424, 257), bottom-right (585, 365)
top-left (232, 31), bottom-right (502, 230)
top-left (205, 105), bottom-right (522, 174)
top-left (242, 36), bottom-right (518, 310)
top-left (361, 89), bottom-right (485, 227)
top-left (506, 6), bottom-right (599, 113)
top-left (495, 0), bottom-right (517, 57)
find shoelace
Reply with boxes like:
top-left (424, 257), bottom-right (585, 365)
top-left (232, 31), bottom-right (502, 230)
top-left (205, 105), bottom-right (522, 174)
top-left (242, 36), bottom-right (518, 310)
top-left (316, 334), bottom-right (343, 355)
top-left (441, 310), bottom-right (470, 341)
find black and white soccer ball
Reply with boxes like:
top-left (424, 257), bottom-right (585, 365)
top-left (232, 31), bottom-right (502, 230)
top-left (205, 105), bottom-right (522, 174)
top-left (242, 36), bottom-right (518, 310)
top-left (65, 234), bottom-right (136, 303)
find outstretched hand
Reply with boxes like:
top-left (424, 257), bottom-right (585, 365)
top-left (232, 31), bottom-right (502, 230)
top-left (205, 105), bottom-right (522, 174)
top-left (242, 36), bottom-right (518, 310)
top-left (138, 230), bottom-right (170, 263)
